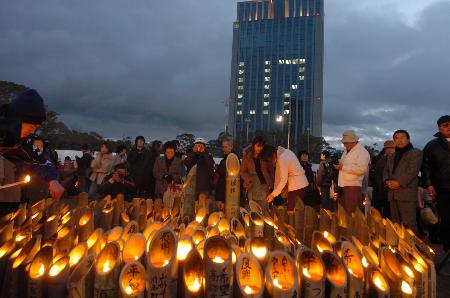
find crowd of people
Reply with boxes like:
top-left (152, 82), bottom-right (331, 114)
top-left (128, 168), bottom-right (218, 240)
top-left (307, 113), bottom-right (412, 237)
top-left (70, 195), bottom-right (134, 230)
top-left (1, 89), bottom-right (449, 257)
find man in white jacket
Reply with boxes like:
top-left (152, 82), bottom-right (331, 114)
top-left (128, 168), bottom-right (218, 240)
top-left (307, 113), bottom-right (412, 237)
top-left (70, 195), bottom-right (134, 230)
top-left (261, 145), bottom-right (309, 210)
top-left (334, 130), bottom-right (370, 214)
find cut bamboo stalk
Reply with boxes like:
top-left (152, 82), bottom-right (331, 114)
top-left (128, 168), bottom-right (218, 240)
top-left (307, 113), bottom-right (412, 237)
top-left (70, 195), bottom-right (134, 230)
top-left (311, 231), bottom-right (333, 254)
top-left (106, 226), bottom-right (123, 244)
top-left (28, 246), bottom-right (53, 298)
top-left (94, 242), bottom-right (121, 298)
top-left (0, 220), bottom-right (13, 245)
top-left (249, 237), bottom-right (268, 268)
top-left (47, 255), bottom-right (70, 298)
top-left (77, 192), bottom-right (89, 209)
top-left (67, 253), bottom-right (96, 298)
top-left (265, 250), bottom-right (298, 298)
top-left (204, 236), bottom-right (233, 298)
top-left (78, 208), bottom-right (94, 243)
top-left (86, 228), bottom-right (104, 256)
top-left (296, 247), bottom-right (325, 298)
top-left (119, 261), bottom-right (146, 298)
top-left (69, 242), bottom-right (88, 269)
top-left (43, 214), bottom-right (59, 240)
top-left (225, 153), bottom-right (240, 220)
top-left (341, 241), bottom-right (364, 298)
top-left (294, 198), bottom-right (305, 242)
top-left (303, 206), bottom-right (318, 246)
top-left (274, 230), bottom-right (292, 253)
top-left (321, 251), bottom-right (347, 298)
top-left (143, 221), bottom-right (163, 242)
top-left (122, 220), bottom-right (139, 242)
top-left (100, 205), bottom-right (114, 231)
top-left (236, 252), bottom-right (264, 297)
top-left (122, 233), bottom-right (146, 263)
top-left (249, 211), bottom-right (264, 238)
top-left (183, 248), bottom-right (204, 298)
top-left (0, 239), bottom-right (15, 285)
top-left (380, 246), bottom-right (403, 297)
top-left (365, 265), bottom-right (391, 297)
top-left (176, 236), bottom-right (194, 297)
top-left (56, 225), bottom-right (75, 252)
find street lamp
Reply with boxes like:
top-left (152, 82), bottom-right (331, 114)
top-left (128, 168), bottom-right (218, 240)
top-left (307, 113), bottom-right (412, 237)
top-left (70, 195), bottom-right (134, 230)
top-left (275, 115), bottom-right (291, 149)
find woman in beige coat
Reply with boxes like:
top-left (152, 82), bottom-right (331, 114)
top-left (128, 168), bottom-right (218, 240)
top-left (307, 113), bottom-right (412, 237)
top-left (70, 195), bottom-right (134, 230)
top-left (89, 142), bottom-right (114, 199)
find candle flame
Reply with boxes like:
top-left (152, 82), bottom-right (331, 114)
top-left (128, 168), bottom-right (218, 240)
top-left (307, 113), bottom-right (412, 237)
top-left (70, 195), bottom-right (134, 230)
top-left (323, 231), bottom-right (329, 238)
top-left (302, 267), bottom-right (312, 279)
top-left (273, 278), bottom-right (283, 289)
top-left (49, 264), bottom-right (61, 277)
top-left (244, 285), bottom-right (254, 294)
top-left (195, 216), bottom-right (204, 223)
top-left (103, 259), bottom-right (111, 273)
top-left (125, 286), bottom-right (133, 295)
top-left (348, 268), bottom-right (354, 276)
top-left (251, 246), bottom-right (267, 259)
top-left (16, 234), bottom-right (25, 242)
top-left (212, 256), bottom-right (224, 264)
top-left (24, 175), bottom-right (31, 183)
top-left (39, 264), bottom-right (45, 276)
top-left (81, 220), bottom-right (87, 225)
top-left (403, 266), bottom-right (414, 278)
top-left (163, 259), bottom-right (169, 266)
top-left (189, 277), bottom-right (201, 292)
top-left (401, 281), bottom-right (413, 294)
top-left (374, 276), bottom-right (385, 291)
top-left (134, 255), bottom-right (139, 261)
top-left (317, 244), bottom-right (324, 253)
top-left (70, 255), bottom-right (79, 267)
top-left (414, 263), bottom-right (424, 273)
top-left (362, 257), bottom-right (369, 268)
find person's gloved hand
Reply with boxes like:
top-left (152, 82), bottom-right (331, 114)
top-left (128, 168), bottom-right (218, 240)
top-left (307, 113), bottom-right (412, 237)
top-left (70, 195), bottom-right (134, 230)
top-left (49, 180), bottom-right (64, 203)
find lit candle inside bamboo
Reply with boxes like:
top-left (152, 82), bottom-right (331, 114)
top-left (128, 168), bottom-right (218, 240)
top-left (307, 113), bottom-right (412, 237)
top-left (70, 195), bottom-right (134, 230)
top-left (87, 228), bottom-right (104, 255)
top-left (44, 214), bottom-right (59, 240)
top-left (250, 237), bottom-right (268, 267)
top-left (217, 218), bottom-right (230, 236)
top-left (176, 236), bottom-right (194, 297)
top-left (204, 236), bottom-right (233, 297)
top-left (296, 248), bottom-right (325, 298)
top-left (123, 233), bottom-right (146, 263)
top-left (106, 226), bottom-right (123, 243)
top-left (192, 227), bottom-right (206, 246)
top-left (265, 251), bottom-right (297, 297)
top-left (100, 204), bottom-right (114, 231)
top-left (341, 241), bottom-right (364, 298)
top-left (274, 230), bottom-right (292, 252)
top-left (206, 225), bottom-right (220, 238)
top-left (78, 208), bottom-right (94, 242)
top-left (28, 246), bottom-right (53, 298)
top-left (236, 252), bottom-right (264, 297)
top-left (67, 254), bottom-right (96, 298)
top-left (231, 217), bottom-right (246, 239)
top-left (195, 207), bottom-right (207, 224)
top-left (47, 256), bottom-right (70, 298)
top-left (249, 211), bottom-right (264, 238)
top-left (69, 242), bottom-right (88, 269)
top-left (183, 248), bottom-right (204, 298)
top-left (312, 231), bottom-right (333, 254)
top-left (321, 251), bottom-right (347, 298)
top-left (94, 242), bottom-right (121, 297)
top-left (143, 221), bottom-right (163, 241)
top-left (401, 280), bottom-right (414, 298)
top-left (380, 246), bottom-right (403, 296)
top-left (119, 261), bottom-right (146, 298)
top-left (208, 211), bottom-right (223, 227)
top-left (225, 153), bottom-right (240, 219)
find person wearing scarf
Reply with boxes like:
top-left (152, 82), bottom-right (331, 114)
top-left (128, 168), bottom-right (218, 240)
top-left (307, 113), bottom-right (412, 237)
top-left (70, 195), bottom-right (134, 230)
top-left (383, 130), bottom-right (422, 234)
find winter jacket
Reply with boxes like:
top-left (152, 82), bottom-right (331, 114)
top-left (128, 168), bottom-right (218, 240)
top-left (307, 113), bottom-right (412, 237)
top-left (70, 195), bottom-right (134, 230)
top-left (153, 156), bottom-right (183, 196)
top-left (422, 132), bottom-right (450, 191)
top-left (316, 159), bottom-right (334, 187)
top-left (271, 147), bottom-right (309, 197)
top-left (184, 151), bottom-right (215, 195)
top-left (75, 153), bottom-right (93, 177)
top-left (127, 148), bottom-right (154, 192)
top-left (89, 153), bottom-right (114, 185)
top-left (383, 147), bottom-right (422, 202)
top-left (338, 142), bottom-right (370, 187)
top-left (240, 146), bottom-right (274, 189)
top-left (99, 177), bottom-right (135, 201)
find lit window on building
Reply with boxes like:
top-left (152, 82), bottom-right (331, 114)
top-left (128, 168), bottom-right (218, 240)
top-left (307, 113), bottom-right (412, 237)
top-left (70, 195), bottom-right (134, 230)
top-left (264, 94), bottom-right (269, 98)
top-left (237, 94), bottom-right (243, 99)
top-left (292, 84), bottom-right (298, 90)
top-left (285, 59), bottom-right (291, 64)
top-left (299, 76), bottom-right (305, 81)
top-left (236, 110), bottom-right (242, 115)
top-left (239, 62), bottom-right (245, 67)
top-left (264, 85), bottom-right (270, 90)
top-left (237, 102), bottom-right (242, 106)
top-left (250, 110), bottom-right (256, 115)
top-left (292, 59), bottom-right (299, 64)
top-left (264, 77), bottom-right (270, 82)
top-left (238, 86), bottom-right (244, 90)
top-left (263, 102), bottom-right (269, 106)
top-left (239, 70), bottom-right (244, 75)
top-left (284, 110), bottom-right (290, 115)
top-left (298, 67), bottom-right (305, 72)
top-left (265, 61), bottom-right (271, 65)
top-left (265, 68), bottom-right (271, 73)
top-left (278, 59), bottom-right (285, 64)
top-left (284, 93), bottom-right (290, 98)
top-left (238, 78), bottom-right (244, 83)
top-left (299, 58), bottom-right (306, 64)
top-left (263, 110), bottom-right (269, 115)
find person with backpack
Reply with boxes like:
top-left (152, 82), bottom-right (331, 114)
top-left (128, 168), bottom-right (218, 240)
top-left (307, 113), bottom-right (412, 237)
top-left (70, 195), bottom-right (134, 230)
top-left (75, 144), bottom-right (94, 193)
top-left (316, 150), bottom-right (336, 211)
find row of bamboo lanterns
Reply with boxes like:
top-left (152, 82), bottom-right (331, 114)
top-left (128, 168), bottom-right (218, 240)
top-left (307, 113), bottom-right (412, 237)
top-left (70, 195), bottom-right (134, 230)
top-left (0, 157), bottom-right (437, 298)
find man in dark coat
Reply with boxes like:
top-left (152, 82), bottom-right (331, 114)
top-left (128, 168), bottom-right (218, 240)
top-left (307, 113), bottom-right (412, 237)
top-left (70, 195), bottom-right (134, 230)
top-left (316, 150), bottom-right (336, 211)
top-left (215, 139), bottom-right (236, 203)
top-left (372, 140), bottom-right (395, 217)
top-left (99, 163), bottom-right (135, 201)
top-left (127, 136), bottom-right (153, 198)
top-left (422, 115), bottom-right (450, 253)
top-left (184, 138), bottom-right (215, 198)
top-left (383, 130), bottom-right (422, 233)
top-left (75, 144), bottom-right (93, 193)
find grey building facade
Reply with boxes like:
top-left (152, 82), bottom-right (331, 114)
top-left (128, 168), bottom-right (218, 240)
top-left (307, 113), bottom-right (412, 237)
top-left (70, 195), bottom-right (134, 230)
top-left (228, 0), bottom-right (324, 147)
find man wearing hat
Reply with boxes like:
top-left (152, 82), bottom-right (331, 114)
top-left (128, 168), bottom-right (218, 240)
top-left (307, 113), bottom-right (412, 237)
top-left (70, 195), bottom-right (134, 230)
top-left (1, 89), bottom-right (64, 212)
top-left (334, 130), bottom-right (370, 214)
top-left (422, 115), bottom-right (450, 254)
top-left (372, 140), bottom-right (396, 217)
top-left (184, 138), bottom-right (215, 204)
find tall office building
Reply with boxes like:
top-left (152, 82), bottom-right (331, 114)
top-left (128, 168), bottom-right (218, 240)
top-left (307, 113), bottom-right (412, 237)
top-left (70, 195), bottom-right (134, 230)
top-left (228, 0), bottom-right (324, 147)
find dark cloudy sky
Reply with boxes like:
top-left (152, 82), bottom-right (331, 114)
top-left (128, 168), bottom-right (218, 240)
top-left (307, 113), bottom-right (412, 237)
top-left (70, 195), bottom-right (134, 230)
top-left (1, 0), bottom-right (449, 147)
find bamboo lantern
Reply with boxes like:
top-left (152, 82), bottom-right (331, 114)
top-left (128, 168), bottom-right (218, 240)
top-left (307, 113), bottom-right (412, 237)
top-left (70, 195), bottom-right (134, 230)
top-left (365, 265), bottom-right (390, 297)
top-left (69, 242), bottom-right (88, 269)
top-left (61, 211), bottom-right (74, 226)
top-left (312, 231), bottom-right (333, 254)
top-left (177, 236), bottom-right (194, 297)
top-left (76, 192), bottom-right (89, 209)
top-left (183, 247), bottom-right (204, 298)
top-left (14, 230), bottom-right (30, 248)
top-left (411, 249), bottom-right (435, 298)
top-left (249, 200), bottom-right (264, 214)
top-left (249, 211), bottom-right (264, 238)
top-left (385, 219), bottom-right (399, 247)
top-left (30, 199), bottom-right (46, 217)
top-left (47, 256), bottom-right (70, 298)
top-left (100, 204), bottom-right (114, 231)
top-left (337, 204), bottom-right (349, 239)
top-left (294, 197), bottom-right (305, 242)
top-left (401, 280), bottom-right (414, 298)
top-left (12, 204), bottom-right (28, 229)
top-left (122, 220), bottom-right (139, 242)
top-left (361, 246), bottom-right (379, 268)
top-left (249, 237), bottom-right (268, 267)
top-left (231, 244), bottom-right (242, 265)
top-left (94, 242), bottom-right (122, 298)
top-left (106, 226), bottom-right (123, 244)
top-left (304, 206), bottom-right (319, 246)
top-left (206, 225), bottom-right (220, 238)
top-left (0, 246), bottom-right (23, 297)
top-left (143, 221), bottom-right (164, 241)
top-left (113, 197), bottom-right (125, 227)
top-left (208, 211), bottom-right (223, 227)
top-left (78, 208), bottom-right (94, 243)
top-left (43, 214), bottom-right (59, 240)
top-left (263, 215), bottom-right (276, 249)
top-left (274, 230), bottom-right (292, 252)
top-left (146, 227), bottom-right (177, 297)
top-left (351, 208), bottom-right (370, 246)
top-left (28, 246), bottom-right (53, 298)
top-left (380, 246), bottom-right (403, 296)
top-left (0, 238), bottom-right (15, 284)
top-left (119, 261), bottom-right (146, 298)
top-left (225, 153), bottom-right (240, 220)
top-left (265, 250), bottom-right (298, 297)
top-left (138, 200), bottom-right (148, 232)
top-left (341, 241), bottom-right (364, 298)
top-left (217, 218), bottom-right (230, 236)
top-left (121, 211), bottom-right (130, 226)
top-left (226, 234), bottom-right (238, 247)
top-left (410, 257), bottom-right (428, 298)
top-left (0, 220), bottom-right (13, 244)
top-left (296, 247), bottom-right (325, 298)
top-left (230, 217), bottom-right (245, 239)
top-left (87, 228), bottom-right (104, 256)
top-left (123, 233), bottom-right (146, 263)
top-left (203, 236), bottom-right (233, 298)
top-left (67, 253), bottom-right (96, 298)
top-left (319, 209), bottom-right (333, 234)
top-left (192, 227), bottom-right (206, 246)
top-left (195, 207), bottom-right (207, 225)
top-left (235, 252), bottom-right (264, 297)
top-left (196, 239), bottom-right (206, 258)
top-left (321, 251), bottom-right (347, 297)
